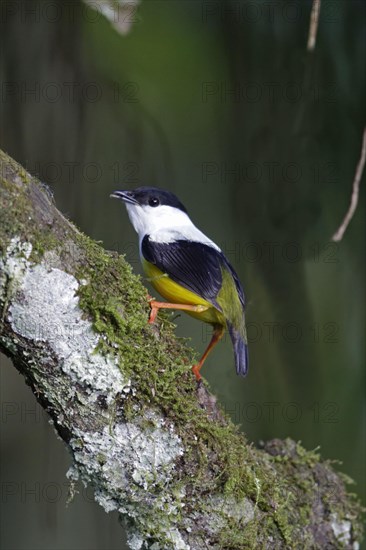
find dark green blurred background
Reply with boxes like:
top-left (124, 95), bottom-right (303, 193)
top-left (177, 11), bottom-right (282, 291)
top-left (0, 1), bottom-right (365, 548)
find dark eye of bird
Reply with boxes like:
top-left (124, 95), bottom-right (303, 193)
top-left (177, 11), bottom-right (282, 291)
top-left (148, 197), bottom-right (160, 207)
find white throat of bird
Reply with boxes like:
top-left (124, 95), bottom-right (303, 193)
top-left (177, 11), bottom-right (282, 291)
top-left (125, 203), bottom-right (220, 250)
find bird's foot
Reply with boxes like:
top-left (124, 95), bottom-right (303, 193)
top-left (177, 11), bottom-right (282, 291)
top-left (148, 300), bottom-right (159, 324)
top-left (192, 363), bottom-right (202, 382)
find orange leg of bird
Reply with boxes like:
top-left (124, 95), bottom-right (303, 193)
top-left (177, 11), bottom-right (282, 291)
top-left (192, 325), bottom-right (225, 381)
top-left (148, 299), bottom-right (209, 324)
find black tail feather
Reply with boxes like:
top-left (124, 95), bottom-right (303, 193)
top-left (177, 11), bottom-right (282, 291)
top-left (227, 323), bottom-right (249, 376)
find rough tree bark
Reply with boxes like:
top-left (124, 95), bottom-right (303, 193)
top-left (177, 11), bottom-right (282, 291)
top-left (0, 148), bottom-right (363, 549)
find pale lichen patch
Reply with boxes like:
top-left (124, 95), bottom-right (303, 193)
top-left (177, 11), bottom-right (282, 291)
top-left (0, 237), bottom-right (32, 297)
top-left (127, 532), bottom-right (145, 550)
top-left (330, 513), bottom-right (354, 546)
top-left (189, 493), bottom-right (255, 539)
top-left (1, 238), bottom-right (130, 403)
top-left (69, 413), bottom-right (187, 549)
top-left (71, 414), bottom-right (183, 494)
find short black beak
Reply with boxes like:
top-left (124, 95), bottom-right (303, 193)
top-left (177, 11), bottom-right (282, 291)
top-left (110, 190), bottom-right (138, 205)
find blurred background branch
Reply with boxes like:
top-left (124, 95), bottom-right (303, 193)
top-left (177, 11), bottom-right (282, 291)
top-left (82, 0), bottom-right (140, 34)
top-left (307, 0), bottom-right (321, 51)
top-left (332, 126), bottom-right (366, 242)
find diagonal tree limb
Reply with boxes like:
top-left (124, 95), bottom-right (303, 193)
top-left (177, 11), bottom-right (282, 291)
top-left (0, 148), bottom-right (363, 549)
top-left (332, 126), bottom-right (366, 242)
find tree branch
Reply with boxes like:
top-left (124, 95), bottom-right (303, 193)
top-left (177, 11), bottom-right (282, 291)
top-left (307, 0), bottom-right (321, 52)
top-left (0, 149), bottom-right (363, 549)
top-left (332, 126), bottom-right (366, 242)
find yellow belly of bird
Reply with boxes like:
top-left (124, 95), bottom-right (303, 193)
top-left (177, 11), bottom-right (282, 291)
top-left (142, 259), bottom-right (224, 325)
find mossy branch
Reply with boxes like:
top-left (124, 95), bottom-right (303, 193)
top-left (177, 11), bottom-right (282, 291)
top-left (0, 148), bottom-right (363, 549)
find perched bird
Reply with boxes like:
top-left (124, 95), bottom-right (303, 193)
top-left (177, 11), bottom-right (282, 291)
top-left (110, 187), bottom-right (248, 381)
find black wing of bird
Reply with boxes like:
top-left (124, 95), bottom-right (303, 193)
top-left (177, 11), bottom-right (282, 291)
top-left (141, 235), bottom-right (224, 310)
